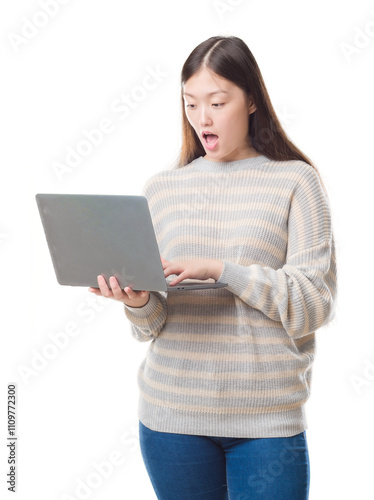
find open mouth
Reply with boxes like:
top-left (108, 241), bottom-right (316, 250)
top-left (202, 132), bottom-right (219, 150)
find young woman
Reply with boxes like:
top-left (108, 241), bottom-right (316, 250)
top-left (89, 35), bottom-right (337, 500)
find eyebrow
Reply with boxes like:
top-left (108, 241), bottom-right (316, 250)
top-left (183, 90), bottom-right (229, 97)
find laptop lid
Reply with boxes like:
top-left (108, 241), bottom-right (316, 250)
top-left (35, 194), bottom-right (227, 292)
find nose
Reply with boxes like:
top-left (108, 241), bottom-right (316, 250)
top-left (199, 105), bottom-right (213, 127)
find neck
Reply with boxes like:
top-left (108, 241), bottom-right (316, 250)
top-left (203, 145), bottom-right (261, 163)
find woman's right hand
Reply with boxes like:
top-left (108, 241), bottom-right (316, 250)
top-left (88, 275), bottom-right (150, 308)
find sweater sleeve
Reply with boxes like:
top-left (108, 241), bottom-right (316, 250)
top-left (123, 175), bottom-right (168, 342)
top-left (124, 290), bottom-right (168, 342)
top-left (217, 165), bottom-right (337, 339)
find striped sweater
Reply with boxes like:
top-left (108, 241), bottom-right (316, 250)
top-left (123, 154), bottom-right (337, 438)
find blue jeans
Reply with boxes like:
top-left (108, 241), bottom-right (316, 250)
top-left (139, 420), bottom-right (310, 500)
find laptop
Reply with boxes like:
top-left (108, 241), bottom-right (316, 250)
top-left (35, 194), bottom-right (228, 292)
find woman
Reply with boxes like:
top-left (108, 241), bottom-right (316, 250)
top-left (89, 35), bottom-right (337, 500)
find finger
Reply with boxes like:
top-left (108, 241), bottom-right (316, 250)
top-left (109, 276), bottom-right (125, 300)
top-left (97, 275), bottom-right (113, 298)
top-left (170, 270), bottom-right (187, 285)
top-left (160, 257), bottom-right (169, 269)
top-left (163, 263), bottom-right (179, 278)
top-left (88, 287), bottom-right (102, 295)
top-left (124, 286), bottom-right (137, 299)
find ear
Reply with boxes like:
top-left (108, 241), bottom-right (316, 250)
top-left (247, 95), bottom-right (257, 115)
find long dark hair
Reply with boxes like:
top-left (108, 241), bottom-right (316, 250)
top-left (174, 35), bottom-right (327, 194)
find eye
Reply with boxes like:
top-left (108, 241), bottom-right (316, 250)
top-left (212, 103), bottom-right (224, 108)
top-left (186, 104), bottom-right (196, 109)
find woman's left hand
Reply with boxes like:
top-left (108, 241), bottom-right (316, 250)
top-left (161, 257), bottom-right (223, 285)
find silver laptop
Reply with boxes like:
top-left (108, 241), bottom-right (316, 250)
top-left (35, 194), bottom-right (228, 292)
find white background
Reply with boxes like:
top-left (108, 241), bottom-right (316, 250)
top-left (1, 0), bottom-right (373, 499)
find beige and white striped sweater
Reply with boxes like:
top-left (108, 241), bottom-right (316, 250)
top-left (123, 154), bottom-right (337, 438)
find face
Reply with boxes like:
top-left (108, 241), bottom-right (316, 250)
top-left (182, 67), bottom-right (258, 162)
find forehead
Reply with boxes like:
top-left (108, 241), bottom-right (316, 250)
top-left (183, 68), bottom-right (238, 97)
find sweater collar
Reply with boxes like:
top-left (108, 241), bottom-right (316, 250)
top-left (192, 154), bottom-right (270, 172)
